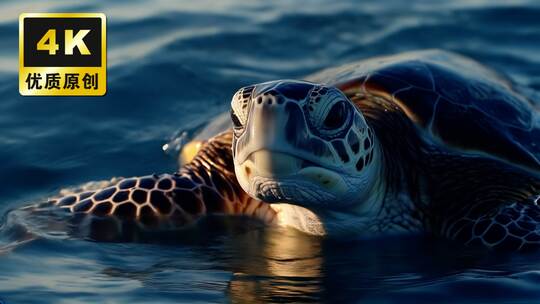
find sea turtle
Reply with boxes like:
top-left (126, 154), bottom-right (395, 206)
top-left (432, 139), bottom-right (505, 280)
top-left (19, 50), bottom-right (540, 250)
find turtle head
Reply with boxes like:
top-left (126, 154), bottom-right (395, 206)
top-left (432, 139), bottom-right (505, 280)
top-left (230, 80), bottom-right (379, 210)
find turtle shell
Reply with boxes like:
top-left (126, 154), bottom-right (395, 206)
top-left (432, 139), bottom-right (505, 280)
top-left (307, 50), bottom-right (540, 171)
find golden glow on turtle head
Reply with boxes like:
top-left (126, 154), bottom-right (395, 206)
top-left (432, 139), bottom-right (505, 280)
top-left (230, 80), bottom-right (380, 209)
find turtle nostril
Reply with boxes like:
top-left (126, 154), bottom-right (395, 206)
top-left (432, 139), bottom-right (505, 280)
top-left (257, 97), bottom-right (263, 104)
top-left (323, 101), bottom-right (348, 129)
top-left (230, 110), bottom-right (242, 128)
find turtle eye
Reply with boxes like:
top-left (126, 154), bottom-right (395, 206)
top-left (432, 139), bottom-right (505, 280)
top-left (230, 109), bottom-right (243, 129)
top-left (323, 101), bottom-right (347, 129)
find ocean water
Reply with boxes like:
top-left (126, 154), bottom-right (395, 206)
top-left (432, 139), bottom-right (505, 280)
top-left (1, 0), bottom-right (540, 303)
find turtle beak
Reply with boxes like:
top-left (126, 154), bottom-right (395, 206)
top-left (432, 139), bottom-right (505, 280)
top-left (234, 92), bottom-right (312, 164)
top-left (234, 91), bottom-right (303, 177)
top-left (242, 150), bottom-right (303, 178)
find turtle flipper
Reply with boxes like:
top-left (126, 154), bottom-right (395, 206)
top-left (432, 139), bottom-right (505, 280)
top-left (447, 201), bottom-right (540, 251)
top-left (427, 152), bottom-right (540, 251)
top-left (26, 131), bottom-right (275, 241)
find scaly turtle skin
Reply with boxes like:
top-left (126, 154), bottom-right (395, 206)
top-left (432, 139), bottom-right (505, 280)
top-left (24, 50), bottom-right (540, 250)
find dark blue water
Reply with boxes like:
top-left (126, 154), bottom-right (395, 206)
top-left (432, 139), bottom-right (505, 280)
top-left (1, 0), bottom-right (540, 303)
